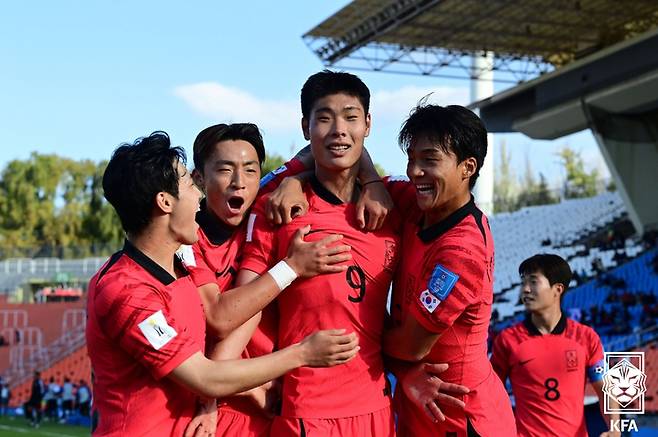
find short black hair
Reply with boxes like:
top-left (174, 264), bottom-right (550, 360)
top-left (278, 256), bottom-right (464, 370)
top-left (398, 104), bottom-right (487, 189)
top-left (301, 70), bottom-right (370, 119)
top-left (519, 254), bottom-right (573, 293)
top-left (103, 131), bottom-right (186, 236)
top-left (192, 123), bottom-right (265, 172)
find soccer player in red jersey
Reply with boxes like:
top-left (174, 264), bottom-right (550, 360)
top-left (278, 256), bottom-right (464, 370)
top-left (86, 132), bottom-right (360, 437)
top-left (183, 123), bottom-right (353, 437)
top-left (383, 104), bottom-right (516, 437)
top-left (240, 70), bottom-right (400, 436)
top-left (490, 254), bottom-right (620, 437)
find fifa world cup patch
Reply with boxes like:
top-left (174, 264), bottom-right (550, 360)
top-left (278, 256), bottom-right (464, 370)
top-left (420, 289), bottom-right (440, 313)
top-left (427, 264), bottom-right (459, 300)
top-left (138, 310), bottom-right (178, 350)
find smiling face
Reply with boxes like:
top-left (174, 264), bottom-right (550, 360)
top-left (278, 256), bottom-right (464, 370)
top-left (520, 270), bottom-right (564, 312)
top-left (303, 93), bottom-right (371, 173)
top-left (168, 162), bottom-right (203, 245)
top-left (406, 136), bottom-right (475, 222)
top-left (194, 139), bottom-right (261, 227)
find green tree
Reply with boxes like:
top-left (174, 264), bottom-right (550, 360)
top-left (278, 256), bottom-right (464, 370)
top-left (557, 147), bottom-right (600, 198)
top-left (0, 153), bottom-right (122, 259)
top-left (534, 173), bottom-right (558, 206)
top-left (493, 140), bottom-right (518, 213)
top-left (80, 160), bottom-right (124, 253)
top-left (262, 153), bottom-right (286, 175)
top-left (515, 156), bottom-right (557, 209)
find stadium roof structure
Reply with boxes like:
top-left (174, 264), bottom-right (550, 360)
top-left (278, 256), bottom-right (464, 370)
top-left (304, 0), bottom-right (658, 83)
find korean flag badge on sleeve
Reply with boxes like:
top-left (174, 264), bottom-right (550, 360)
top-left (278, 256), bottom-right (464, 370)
top-left (420, 264), bottom-right (459, 313)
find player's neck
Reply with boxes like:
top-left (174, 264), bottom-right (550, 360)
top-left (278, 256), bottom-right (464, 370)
top-left (530, 306), bottom-right (563, 335)
top-left (423, 190), bottom-right (472, 228)
top-left (129, 227), bottom-right (180, 278)
top-left (315, 165), bottom-right (359, 203)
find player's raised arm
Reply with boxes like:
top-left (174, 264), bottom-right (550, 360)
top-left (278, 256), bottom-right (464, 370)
top-left (200, 224), bottom-right (351, 339)
top-left (265, 147), bottom-right (394, 230)
top-left (355, 147), bottom-right (393, 231)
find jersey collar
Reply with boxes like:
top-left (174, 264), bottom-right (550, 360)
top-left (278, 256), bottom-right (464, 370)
top-left (123, 239), bottom-right (187, 286)
top-left (417, 195), bottom-right (480, 243)
top-left (523, 312), bottom-right (567, 336)
top-left (310, 174), bottom-right (356, 205)
top-left (195, 198), bottom-right (235, 245)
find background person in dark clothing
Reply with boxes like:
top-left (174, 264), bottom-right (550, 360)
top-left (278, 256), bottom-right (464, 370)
top-left (24, 371), bottom-right (44, 427)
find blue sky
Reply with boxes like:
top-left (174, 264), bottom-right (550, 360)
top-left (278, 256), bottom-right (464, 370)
top-left (0, 0), bottom-right (607, 186)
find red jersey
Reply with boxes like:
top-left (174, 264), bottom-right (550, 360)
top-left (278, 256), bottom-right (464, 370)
top-left (389, 191), bottom-right (516, 437)
top-left (179, 158), bottom-right (306, 429)
top-left (187, 199), bottom-right (278, 420)
top-left (184, 153), bottom-right (306, 292)
top-left (490, 315), bottom-right (605, 437)
top-left (185, 198), bottom-right (244, 292)
top-left (241, 176), bottom-right (401, 419)
top-left (86, 240), bottom-right (205, 437)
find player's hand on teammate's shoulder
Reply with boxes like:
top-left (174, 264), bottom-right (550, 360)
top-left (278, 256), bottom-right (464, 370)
top-left (266, 175), bottom-right (309, 225)
top-left (356, 179), bottom-right (393, 231)
top-left (402, 362), bottom-right (470, 423)
top-left (183, 397), bottom-right (217, 437)
top-left (298, 328), bottom-right (360, 367)
top-left (285, 225), bottom-right (352, 277)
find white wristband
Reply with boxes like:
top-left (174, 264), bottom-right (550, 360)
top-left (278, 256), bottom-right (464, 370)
top-left (268, 260), bottom-right (299, 291)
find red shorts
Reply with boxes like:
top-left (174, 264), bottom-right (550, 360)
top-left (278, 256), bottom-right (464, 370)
top-left (270, 406), bottom-right (395, 437)
top-left (215, 409), bottom-right (272, 437)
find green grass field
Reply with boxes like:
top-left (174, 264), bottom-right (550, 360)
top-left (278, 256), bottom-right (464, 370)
top-left (0, 417), bottom-right (89, 437)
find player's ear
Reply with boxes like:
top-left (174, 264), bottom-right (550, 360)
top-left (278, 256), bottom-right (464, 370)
top-left (191, 169), bottom-right (205, 193)
top-left (155, 191), bottom-right (175, 214)
top-left (364, 113), bottom-right (372, 137)
top-left (554, 282), bottom-right (565, 299)
top-left (461, 157), bottom-right (477, 181)
top-left (302, 117), bottom-right (310, 141)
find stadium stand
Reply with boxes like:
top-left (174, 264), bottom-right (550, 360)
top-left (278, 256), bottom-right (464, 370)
top-left (9, 345), bottom-right (91, 407)
top-left (0, 257), bottom-right (105, 293)
top-left (641, 343), bottom-right (658, 413)
top-left (489, 192), bottom-right (651, 320)
top-left (493, 248), bottom-right (658, 350)
top-left (0, 309), bottom-right (28, 329)
top-left (0, 302), bottom-right (86, 395)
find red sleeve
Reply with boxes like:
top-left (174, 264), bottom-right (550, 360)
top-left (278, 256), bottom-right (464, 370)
top-left (409, 239), bottom-right (484, 333)
top-left (258, 157), bottom-right (307, 195)
top-left (186, 243), bottom-right (217, 287)
top-left (585, 327), bottom-right (605, 382)
top-left (490, 331), bottom-right (511, 383)
top-left (587, 328), bottom-right (604, 367)
top-left (95, 283), bottom-right (201, 380)
top-left (384, 176), bottom-right (417, 212)
top-left (240, 197), bottom-right (278, 275)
